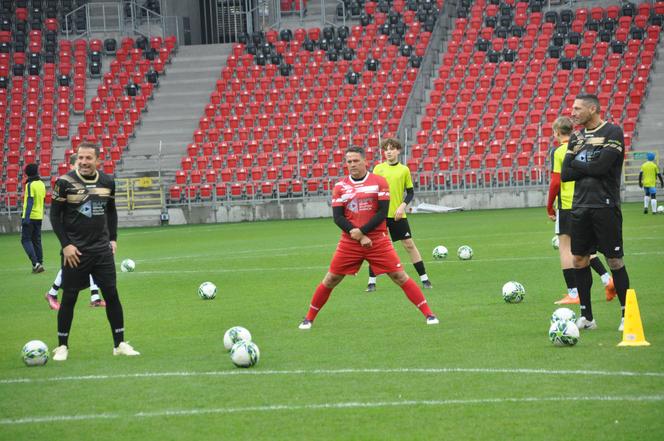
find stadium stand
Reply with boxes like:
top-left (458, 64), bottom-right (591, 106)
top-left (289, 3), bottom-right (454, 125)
top-left (0, 0), bottom-right (177, 211)
top-left (412, 0), bottom-right (662, 190)
top-left (171, 0), bottom-right (442, 202)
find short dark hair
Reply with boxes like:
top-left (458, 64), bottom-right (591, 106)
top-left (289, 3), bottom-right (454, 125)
top-left (380, 138), bottom-right (402, 151)
top-left (345, 146), bottom-right (365, 158)
top-left (77, 142), bottom-right (100, 158)
top-left (69, 153), bottom-right (78, 166)
top-left (575, 94), bottom-right (600, 113)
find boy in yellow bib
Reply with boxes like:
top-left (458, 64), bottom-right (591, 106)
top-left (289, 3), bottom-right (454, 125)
top-left (639, 152), bottom-right (663, 214)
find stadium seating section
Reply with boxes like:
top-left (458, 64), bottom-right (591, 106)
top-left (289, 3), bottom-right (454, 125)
top-left (1, 0), bottom-right (176, 209)
top-left (170, 0), bottom-right (663, 202)
top-left (2, 0), bottom-right (664, 209)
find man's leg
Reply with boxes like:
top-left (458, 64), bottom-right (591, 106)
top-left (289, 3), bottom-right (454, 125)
top-left (20, 222), bottom-right (38, 268)
top-left (401, 238), bottom-right (431, 288)
top-left (589, 254), bottom-right (616, 301)
top-left (366, 267), bottom-right (377, 292)
top-left (644, 190), bottom-right (649, 214)
top-left (32, 220), bottom-right (43, 266)
top-left (54, 287), bottom-right (79, 360)
top-left (386, 271), bottom-right (437, 322)
top-left (301, 272), bottom-right (344, 328)
top-left (650, 190), bottom-right (658, 214)
top-left (89, 275), bottom-right (105, 307)
top-left (556, 234), bottom-right (579, 304)
top-left (607, 257), bottom-right (629, 319)
top-left (572, 254), bottom-right (595, 328)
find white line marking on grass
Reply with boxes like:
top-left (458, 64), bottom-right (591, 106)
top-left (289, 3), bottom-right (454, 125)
top-left (3, 367), bottom-right (664, 385)
top-left (1, 395), bottom-right (663, 425)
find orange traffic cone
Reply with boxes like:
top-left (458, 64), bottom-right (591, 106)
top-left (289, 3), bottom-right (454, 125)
top-left (618, 289), bottom-right (650, 347)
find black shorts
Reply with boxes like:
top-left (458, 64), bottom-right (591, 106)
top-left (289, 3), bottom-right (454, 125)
top-left (555, 209), bottom-right (572, 236)
top-left (61, 248), bottom-right (117, 291)
top-left (386, 217), bottom-right (413, 242)
top-left (570, 207), bottom-right (624, 258)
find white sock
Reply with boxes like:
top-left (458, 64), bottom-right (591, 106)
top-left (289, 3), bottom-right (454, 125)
top-left (567, 287), bottom-right (578, 299)
top-left (644, 195), bottom-right (649, 208)
top-left (48, 288), bottom-right (58, 297)
top-left (89, 275), bottom-right (99, 292)
top-left (420, 274), bottom-right (429, 282)
top-left (652, 198), bottom-right (657, 213)
top-left (368, 277), bottom-right (377, 285)
top-left (90, 293), bottom-right (101, 302)
top-left (53, 269), bottom-right (62, 287)
top-left (600, 273), bottom-right (611, 286)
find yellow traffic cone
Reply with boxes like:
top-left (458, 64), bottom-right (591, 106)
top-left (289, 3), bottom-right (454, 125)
top-left (618, 289), bottom-right (650, 347)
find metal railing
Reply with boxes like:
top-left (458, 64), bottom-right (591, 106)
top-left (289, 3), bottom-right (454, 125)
top-left (116, 177), bottom-right (164, 211)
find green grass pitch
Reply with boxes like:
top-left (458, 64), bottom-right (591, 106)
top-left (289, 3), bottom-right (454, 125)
top-left (1, 203), bottom-right (663, 440)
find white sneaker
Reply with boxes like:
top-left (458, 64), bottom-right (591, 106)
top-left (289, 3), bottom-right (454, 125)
top-left (113, 342), bottom-right (140, 356)
top-left (53, 345), bottom-right (68, 361)
top-left (426, 315), bottom-right (440, 325)
top-left (618, 317), bottom-right (625, 332)
top-left (298, 319), bottom-right (312, 330)
top-left (576, 316), bottom-right (598, 330)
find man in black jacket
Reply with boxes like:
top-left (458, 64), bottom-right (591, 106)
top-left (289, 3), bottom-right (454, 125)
top-left (561, 94), bottom-right (630, 332)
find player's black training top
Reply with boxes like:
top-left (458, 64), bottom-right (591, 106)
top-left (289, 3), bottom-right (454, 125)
top-left (561, 121), bottom-right (624, 209)
top-left (50, 169), bottom-right (118, 253)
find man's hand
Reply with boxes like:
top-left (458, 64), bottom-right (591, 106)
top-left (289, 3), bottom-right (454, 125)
top-left (110, 241), bottom-right (117, 255)
top-left (349, 228), bottom-right (364, 241)
top-left (63, 244), bottom-right (81, 268)
top-left (21, 217), bottom-right (29, 227)
top-left (394, 204), bottom-right (406, 221)
top-left (360, 236), bottom-right (372, 248)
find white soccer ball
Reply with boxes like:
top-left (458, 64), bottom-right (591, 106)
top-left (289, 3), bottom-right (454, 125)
top-left (551, 307), bottom-right (577, 324)
top-left (198, 281), bottom-right (217, 300)
top-left (432, 245), bottom-right (448, 260)
top-left (21, 340), bottom-right (49, 366)
top-left (230, 341), bottom-right (260, 368)
top-left (551, 235), bottom-right (559, 250)
top-left (502, 281), bottom-right (525, 303)
top-left (548, 320), bottom-right (580, 346)
top-left (658, 205), bottom-right (664, 213)
top-left (223, 326), bottom-right (252, 351)
top-left (457, 245), bottom-right (473, 260)
top-left (120, 259), bottom-right (135, 272)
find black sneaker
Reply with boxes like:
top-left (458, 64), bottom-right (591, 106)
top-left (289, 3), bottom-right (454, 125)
top-left (422, 280), bottom-right (433, 289)
top-left (32, 263), bottom-right (44, 273)
top-left (644, 208), bottom-right (648, 214)
top-left (365, 283), bottom-right (376, 292)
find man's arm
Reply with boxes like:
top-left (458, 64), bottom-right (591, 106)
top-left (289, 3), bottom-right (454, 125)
top-left (22, 185), bottom-right (34, 226)
top-left (569, 147), bottom-right (621, 177)
top-left (49, 199), bottom-right (71, 248)
top-left (658, 173), bottom-right (664, 188)
top-left (107, 197), bottom-right (118, 242)
top-left (333, 206), bottom-right (354, 233)
top-left (546, 172), bottom-right (560, 217)
top-left (638, 171), bottom-right (643, 188)
top-left (561, 152), bottom-right (584, 182)
top-left (359, 200), bottom-right (389, 235)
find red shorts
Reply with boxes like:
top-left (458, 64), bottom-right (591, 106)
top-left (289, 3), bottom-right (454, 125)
top-left (329, 234), bottom-right (404, 276)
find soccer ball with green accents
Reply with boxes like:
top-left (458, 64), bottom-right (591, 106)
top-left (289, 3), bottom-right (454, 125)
top-left (120, 259), bottom-right (135, 272)
top-left (548, 320), bottom-right (580, 346)
top-left (551, 307), bottom-right (576, 324)
top-left (223, 326), bottom-right (252, 351)
top-left (22, 340), bottom-right (49, 366)
top-left (432, 246), bottom-right (448, 260)
top-left (230, 341), bottom-right (260, 368)
top-left (658, 205), bottom-right (664, 214)
top-left (198, 281), bottom-right (217, 300)
top-left (457, 245), bottom-right (473, 260)
top-left (502, 281), bottom-right (525, 303)
top-left (551, 235), bottom-right (559, 250)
